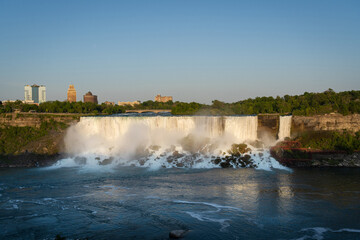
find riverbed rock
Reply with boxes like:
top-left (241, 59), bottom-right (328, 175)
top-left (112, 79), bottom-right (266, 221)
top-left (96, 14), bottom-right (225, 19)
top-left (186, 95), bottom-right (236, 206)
top-left (169, 230), bottom-right (188, 239)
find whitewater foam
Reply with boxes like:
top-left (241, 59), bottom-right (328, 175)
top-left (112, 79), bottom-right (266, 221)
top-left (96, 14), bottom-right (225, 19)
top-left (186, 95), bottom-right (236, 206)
top-left (144, 196), bottom-right (243, 231)
top-left (185, 211), bottom-right (231, 232)
top-left (295, 227), bottom-right (360, 240)
top-left (172, 199), bottom-right (245, 212)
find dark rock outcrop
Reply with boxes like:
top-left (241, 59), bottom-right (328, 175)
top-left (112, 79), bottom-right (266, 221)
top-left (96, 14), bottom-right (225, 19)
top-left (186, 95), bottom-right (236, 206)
top-left (270, 142), bottom-right (360, 167)
top-left (169, 230), bottom-right (188, 239)
top-left (0, 153), bottom-right (62, 168)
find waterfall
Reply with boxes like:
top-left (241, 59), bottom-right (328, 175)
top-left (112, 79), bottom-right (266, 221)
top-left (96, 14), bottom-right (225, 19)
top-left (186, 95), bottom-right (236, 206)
top-left (278, 115), bottom-right (292, 140)
top-left (57, 115), bottom-right (290, 170)
top-left (64, 116), bottom-right (258, 156)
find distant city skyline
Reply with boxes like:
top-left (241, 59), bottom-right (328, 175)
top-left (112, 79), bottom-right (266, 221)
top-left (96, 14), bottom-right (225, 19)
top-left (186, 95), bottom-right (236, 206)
top-left (0, 0), bottom-right (359, 104)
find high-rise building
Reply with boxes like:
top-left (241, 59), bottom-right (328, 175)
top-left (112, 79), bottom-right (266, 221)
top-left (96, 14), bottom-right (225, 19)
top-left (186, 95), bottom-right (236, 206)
top-left (24, 85), bottom-right (32, 102)
top-left (67, 85), bottom-right (77, 103)
top-left (83, 91), bottom-right (98, 104)
top-left (24, 84), bottom-right (46, 104)
top-left (39, 85), bottom-right (46, 103)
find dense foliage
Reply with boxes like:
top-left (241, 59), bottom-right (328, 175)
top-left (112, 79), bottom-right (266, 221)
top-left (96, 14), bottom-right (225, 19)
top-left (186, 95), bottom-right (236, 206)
top-left (170, 89), bottom-right (360, 115)
top-left (1, 89), bottom-right (359, 116)
top-left (295, 130), bottom-right (360, 153)
top-left (0, 120), bottom-right (68, 154)
top-left (0, 101), bottom-right (124, 114)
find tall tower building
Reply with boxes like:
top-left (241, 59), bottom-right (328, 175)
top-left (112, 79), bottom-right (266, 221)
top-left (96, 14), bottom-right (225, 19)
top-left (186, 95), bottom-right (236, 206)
top-left (24, 84), bottom-right (46, 104)
top-left (31, 85), bottom-right (39, 103)
top-left (24, 85), bottom-right (32, 102)
top-left (39, 85), bottom-right (46, 103)
top-left (67, 85), bottom-right (77, 103)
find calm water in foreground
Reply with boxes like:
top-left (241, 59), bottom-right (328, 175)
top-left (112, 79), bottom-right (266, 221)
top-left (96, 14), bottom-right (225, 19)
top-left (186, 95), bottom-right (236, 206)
top-left (0, 166), bottom-right (359, 240)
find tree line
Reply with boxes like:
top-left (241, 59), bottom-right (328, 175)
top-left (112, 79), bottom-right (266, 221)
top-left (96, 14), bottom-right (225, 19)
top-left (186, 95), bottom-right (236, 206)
top-left (1, 89), bottom-right (359, 116)
top-left (0, 101), bottom-right (124, 115)
top-left (172, 89), bottom-right (360, 115)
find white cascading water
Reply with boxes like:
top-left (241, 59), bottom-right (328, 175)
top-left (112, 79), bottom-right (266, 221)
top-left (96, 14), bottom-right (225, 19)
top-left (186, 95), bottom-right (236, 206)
top-left (278, 115), bottom-right (292, 140)
top-left (53, 116), bottom-right (289, 171)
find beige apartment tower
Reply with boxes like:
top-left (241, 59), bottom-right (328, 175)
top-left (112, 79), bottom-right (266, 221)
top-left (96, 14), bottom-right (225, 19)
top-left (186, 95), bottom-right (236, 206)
top-left (67, 85), bottom-right (77, 103)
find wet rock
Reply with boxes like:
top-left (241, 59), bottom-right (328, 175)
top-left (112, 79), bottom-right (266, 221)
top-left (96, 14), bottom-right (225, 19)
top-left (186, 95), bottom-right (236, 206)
top-left (74, 156), bottom-right (87, 165)
top-left (149, 145), bottom-right (161, 151)
top-left (250, 140), bottom-right (265, 148)
top-left (138, 158), bottom-right (146, 166)
top-left (228, 143), bottom-right (251, 156)
top-left (169, 230), bottom-right (188, 239)
top-left (241, 154), bottom-right (252, 162)
top-left (220, 159), bottom-right (231, 168)
top-left (99, 157), bottom-right (113, 165)
top-left (176, 162), bottom-right (184, 167)
top-left (172, 151), bottom-right (184, 158)
top-left (212, 158), bottom-right (221, 165)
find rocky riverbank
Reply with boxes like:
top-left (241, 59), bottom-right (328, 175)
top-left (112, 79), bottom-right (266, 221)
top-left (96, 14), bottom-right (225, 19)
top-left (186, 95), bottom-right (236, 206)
top-left (270, 141), bottom-right (360, 167)
top-left (0, 153), bottom-right (62, 168)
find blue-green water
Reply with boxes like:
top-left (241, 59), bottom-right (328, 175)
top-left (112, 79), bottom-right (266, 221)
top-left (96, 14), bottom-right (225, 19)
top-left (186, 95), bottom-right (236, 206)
top-left (0, 167), bottom-right (359, 239)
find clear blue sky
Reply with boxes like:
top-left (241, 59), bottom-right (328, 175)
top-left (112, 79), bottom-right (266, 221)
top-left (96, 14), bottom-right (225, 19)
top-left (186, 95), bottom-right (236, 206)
top-left (0, 0), bottom-right (359, 104)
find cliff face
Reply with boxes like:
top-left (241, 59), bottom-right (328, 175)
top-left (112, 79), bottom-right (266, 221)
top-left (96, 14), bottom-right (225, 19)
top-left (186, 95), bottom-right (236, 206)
top-left (0, 128), bottom-right (66, 168)
top-left (0, 113), bottom-right (80, 128)
top-left (257, 114), bottom-right (279, 140)
top-left (0, 113), bottom-right (82, 167)
top-left (292, 114), bottom-right (360, 135)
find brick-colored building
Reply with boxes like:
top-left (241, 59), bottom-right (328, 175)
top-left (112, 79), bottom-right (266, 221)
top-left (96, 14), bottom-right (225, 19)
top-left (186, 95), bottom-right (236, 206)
top-left (83, 91), bottom-right (98, 104)
top-left (155, 94), bottom-right (173, 103)
top-left (67, 84), bottom-right (77, 103)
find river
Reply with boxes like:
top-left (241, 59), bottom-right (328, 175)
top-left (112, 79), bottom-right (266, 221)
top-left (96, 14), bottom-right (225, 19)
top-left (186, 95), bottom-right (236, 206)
top-left (0, 166), bottom-right (359, 239)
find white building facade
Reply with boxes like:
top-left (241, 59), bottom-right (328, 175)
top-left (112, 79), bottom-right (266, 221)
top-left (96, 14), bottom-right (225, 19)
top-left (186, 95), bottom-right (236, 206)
top-left (24, 85), bottom-right (32, 102)
top-left (39, 85), bottom-right (46, 103)
top-left (24, 84), bottom-right (46, 104)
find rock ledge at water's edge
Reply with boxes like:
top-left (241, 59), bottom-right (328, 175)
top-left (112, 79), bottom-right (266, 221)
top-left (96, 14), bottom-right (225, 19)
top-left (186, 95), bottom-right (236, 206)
top-left (0, 153), bottom-right (62, 168)
top-left (270, 141), bottom-right (360, 167)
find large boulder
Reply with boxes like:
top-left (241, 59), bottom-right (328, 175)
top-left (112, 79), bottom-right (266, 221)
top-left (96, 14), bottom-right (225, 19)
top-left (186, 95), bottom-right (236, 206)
top-left (169, 230), bottom-right (188, 239)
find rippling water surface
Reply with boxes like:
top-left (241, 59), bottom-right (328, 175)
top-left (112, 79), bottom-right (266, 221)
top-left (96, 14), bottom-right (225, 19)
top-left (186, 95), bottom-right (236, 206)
top-left (0, 167), bottom-right (359, 239)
